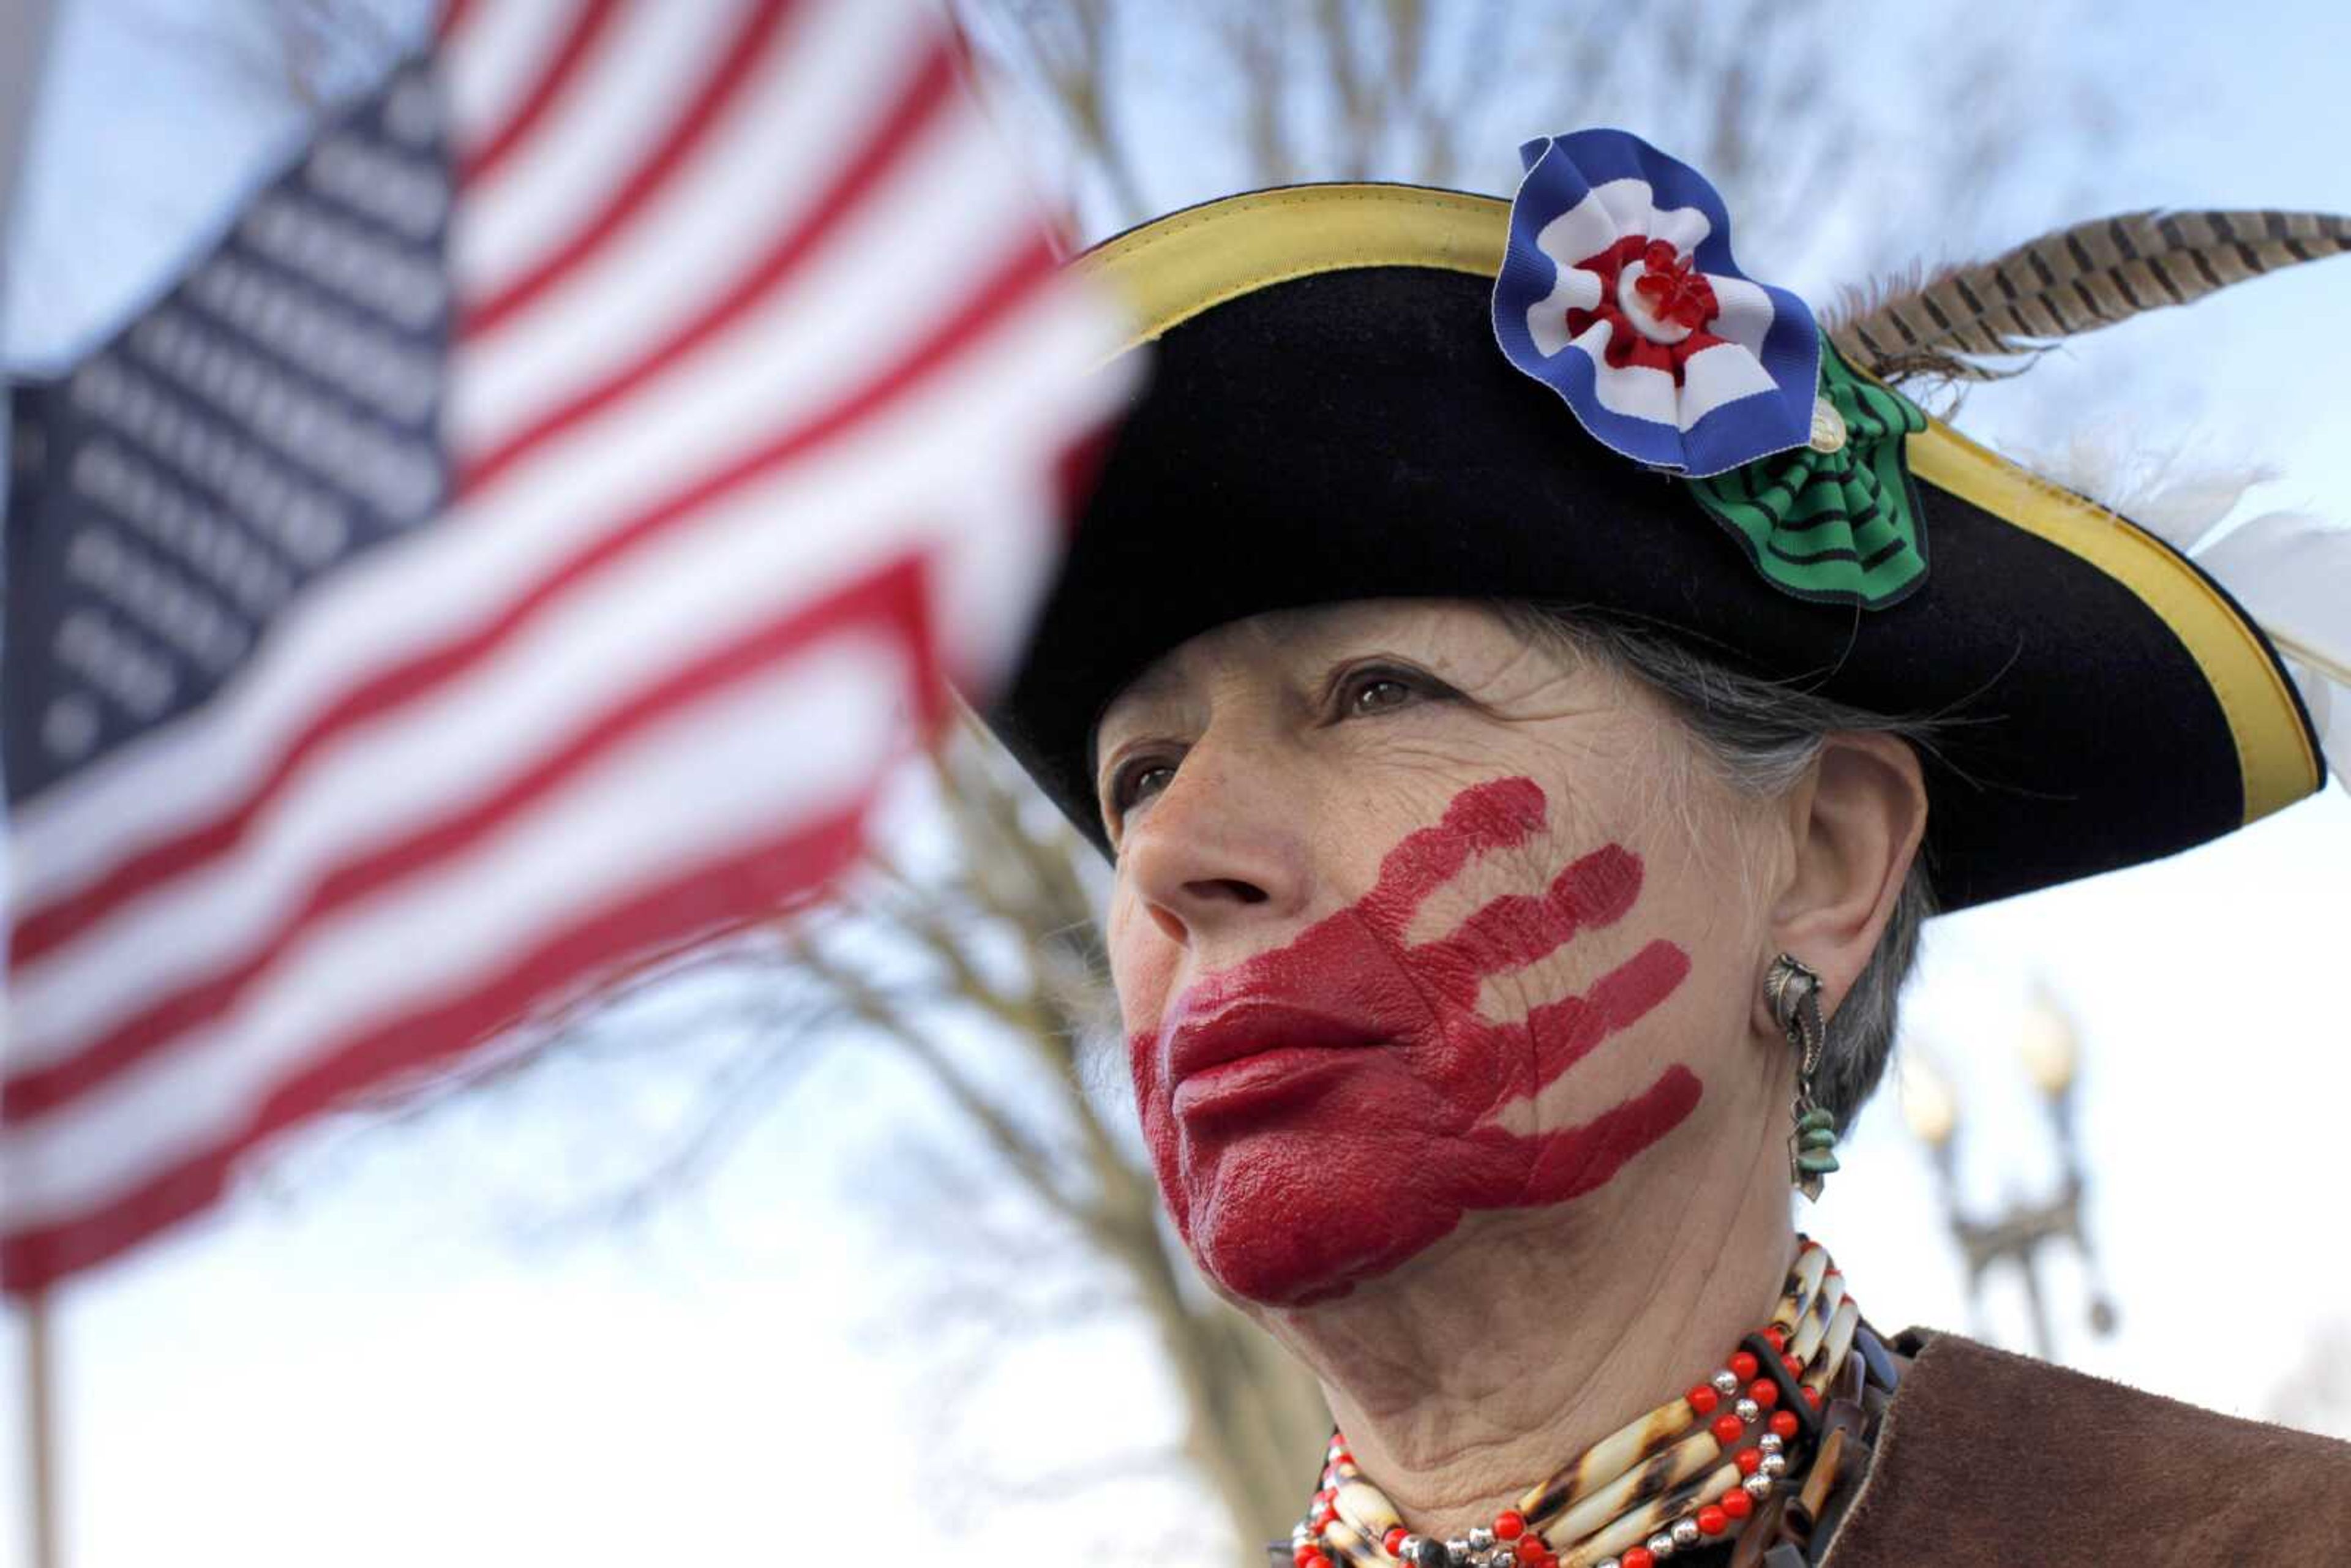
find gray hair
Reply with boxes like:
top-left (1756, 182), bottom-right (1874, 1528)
top-left (1503, 606), bottom-right (1938, 1127)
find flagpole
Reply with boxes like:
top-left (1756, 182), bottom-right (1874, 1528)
top-left (5, 0), bottom-right (67, 1560)
top-left (21, 1294), bottom-right (59, 1568)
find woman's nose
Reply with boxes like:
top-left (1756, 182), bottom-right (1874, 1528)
top-left (1119, 745), bottom-right (1309, 948)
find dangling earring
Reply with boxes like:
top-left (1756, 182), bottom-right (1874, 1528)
top-left (1764, 953), bottom-right (1839, 1201)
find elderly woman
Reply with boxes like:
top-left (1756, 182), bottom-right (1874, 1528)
top-left (989, 133), bottom-right (2351, 1566)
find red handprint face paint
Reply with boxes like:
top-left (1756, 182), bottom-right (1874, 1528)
top-left (1130, 776), bottom-right (1698, 1306)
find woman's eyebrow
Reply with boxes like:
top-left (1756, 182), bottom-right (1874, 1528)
top-left (1090, 690), bottom-right (1177, 779)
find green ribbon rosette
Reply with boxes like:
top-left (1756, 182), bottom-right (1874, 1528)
top-left (1686, 343), bottom-right (1930, 609)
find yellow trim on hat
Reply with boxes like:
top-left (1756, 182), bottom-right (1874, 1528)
top-left (1906, 423), bottom-right (2320, 822)
top-left (1078, 184), bottom-right (1508, 351)
top-left (1076, 182), bottom-right (2322, 827)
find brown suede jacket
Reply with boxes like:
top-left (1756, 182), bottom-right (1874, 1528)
top-left (1811, 1330), bottom-right (2351, 1566)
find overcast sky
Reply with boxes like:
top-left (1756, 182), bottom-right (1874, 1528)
top-left (4, 2), bottom-right (2350, 1565)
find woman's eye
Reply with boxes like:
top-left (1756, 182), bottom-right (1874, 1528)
top-left (1114, 760), bottom-right (1177, 811)
top-left (1342, 672), bottom-right (1419, 716)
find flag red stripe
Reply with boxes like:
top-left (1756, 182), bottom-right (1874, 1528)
top-left (0, 790), bottom-right (889, 1293)
top-left (8, 230), bottom-right (1057, 983)
top-left (454, 34), bottom-right (958, 495)
top-left (463, 1), bottom-right (806, 340)
top-left (458, 0), bottom-right (623, 190)
top-left (2, 549), bottom-right (942, 1122)
top-left (437, 0), bottom-right (478, 43)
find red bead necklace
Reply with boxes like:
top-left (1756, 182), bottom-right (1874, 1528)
top-left (1289, 1239), bottom-right (1861, 1568)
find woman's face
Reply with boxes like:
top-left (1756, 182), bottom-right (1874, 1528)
top-left (1095, 601), bottom-right (1785, 1308)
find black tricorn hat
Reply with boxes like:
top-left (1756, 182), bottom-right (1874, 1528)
top-left (991, 183), bottom-right (2336, 912)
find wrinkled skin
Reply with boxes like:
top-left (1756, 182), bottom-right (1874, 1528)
top-left (1097, 601), bottom-right (1783, 1307)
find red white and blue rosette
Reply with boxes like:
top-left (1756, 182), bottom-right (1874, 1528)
top-left (1492, 130), bottom-right (1821, 477)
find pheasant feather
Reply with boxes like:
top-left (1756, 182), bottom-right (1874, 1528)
top-left (1826, 210), bottom-right (2351, 383)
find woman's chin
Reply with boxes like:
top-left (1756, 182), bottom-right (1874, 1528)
top-left (1180, 1131), bottom-right (1467, 1307)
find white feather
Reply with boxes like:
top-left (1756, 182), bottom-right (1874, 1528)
top-left (2287, 661), bottom-right (2337, 778)
top-left (2009, 427), bottom-right (2344, 789)
top-left (2195, 511), bottom-right (2351, 789)
top-left (2011, 425), bottom-right (2276, 552)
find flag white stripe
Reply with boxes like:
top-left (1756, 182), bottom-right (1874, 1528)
top-left (915, 304), bottom-right (1124, 682)
top-left (1, 634), bottom-right (911, 1223)
top-left (7, 282), bottom-right (1109, 1065)
top-left (440, 0), bottom-right (576, 154)
top-left (452, 0), bottom-right (751, 302)
top-left (12, 94), bottom-right (1035, 903)
top-left (454, 94), bottom-right (1030, 505)
top-left (451, 0), bottom-right (932, 456)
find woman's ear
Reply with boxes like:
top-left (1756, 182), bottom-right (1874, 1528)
top-left (1768, 734), bottom-right (1928, 1019)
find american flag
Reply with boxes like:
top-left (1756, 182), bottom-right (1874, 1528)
top-left (0, 0), bottom-right (1127, 1293)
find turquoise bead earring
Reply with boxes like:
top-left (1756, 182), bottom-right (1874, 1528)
top-left (1765, 953), bottom-right (1839, 1200)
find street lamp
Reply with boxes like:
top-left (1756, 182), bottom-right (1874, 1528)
top-left (1899, 989), bottom-right (2118, 1359)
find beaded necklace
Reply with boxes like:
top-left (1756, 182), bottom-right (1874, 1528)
top-left (1289, 1239), bottom-right (1862, 1568)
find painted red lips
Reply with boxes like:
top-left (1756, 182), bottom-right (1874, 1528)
top-left (1163, 998), bottom-right (1387, 1117)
